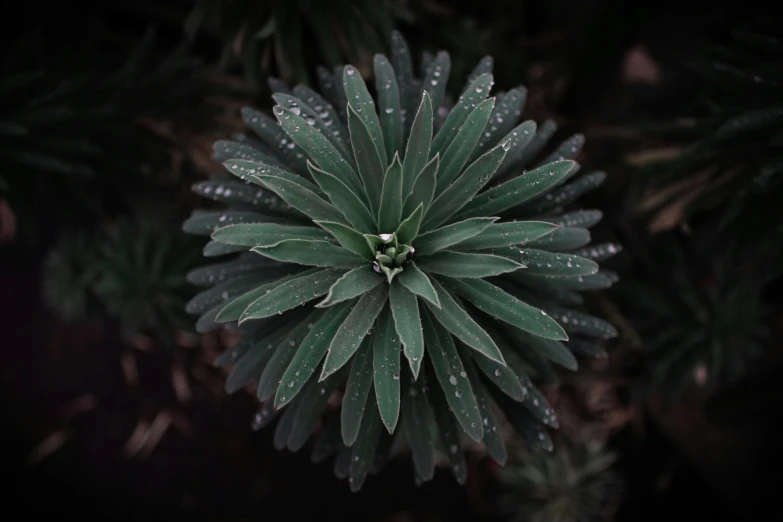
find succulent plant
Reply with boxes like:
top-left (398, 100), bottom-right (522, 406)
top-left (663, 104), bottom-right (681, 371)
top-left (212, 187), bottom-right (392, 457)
top-left (184, 31), bottom-right (619, 491)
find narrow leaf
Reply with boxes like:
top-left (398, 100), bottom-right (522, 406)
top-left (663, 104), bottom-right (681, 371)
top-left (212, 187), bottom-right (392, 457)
top-left (320, 285), bottom-right (389, 380)
top-left (252, 240), bottom-right (364, 269)
top-left (252, 174), bottom-right (345, 223)
top-left (314, 220), bottom-right (374, 259)
top-left (212, 223), bottom-right (331, 247)
top-left (373, 306), bottom-right (401, 433)
top-left (431, 74), bottom-right (493, 155)
top-left (341, 339), bottom-right (375, 445)
top-left (416, 251), bottom-right (523, 278)
top-left (414, 218), bottom-right (497, 256)
top-left (402, 154), bottom-right (439, 216)
top-left (397, 262), bottom-right (441, 308)
top-left (401, 368), bottom-right (435, 480)
top-left (349, 391), bottom-right (383, 491)
top-left (421, 51), bottom-right (450, 114)
top-left (216, 269), bottom-right (316, 323)
top-left (317, 266), bottom-right (383, 307)
top-left (463, 358), bottom-right (507, 464)
top-left (307, 161), bottom-right (375, 232)
top-left (436, 98), bottom-right (495, 191)
top-left (287, 368), bottom-right (347, 451)
top-left (343, 65), bottom-right (386, 163)
top-left (347, 104), bottom-right (385, 213)
top-left (389, 280), bottom-right (425, 378)
top-left (428, 382), bottom-right (468, 484)
top-left (395, 204), bottom-right (423, 245)
top-left (241, 268), bottom-right (344, 321)
top-left (401, 92), bottom-right (433, 194)
top-left (524, 227), bottom-right (591, 250)
top-left (257, 313), bottom-right (320, 400)
top-left (374, 54), bottom-right (403, 159)
top-left (378, 154), bottom-right (404, 232)
top-left (454, 221), bottom-right (558, 250)
top-left (501, 248), bottom-right (598, 276)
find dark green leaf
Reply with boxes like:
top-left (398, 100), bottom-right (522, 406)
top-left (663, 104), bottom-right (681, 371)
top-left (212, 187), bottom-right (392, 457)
top-left (317, 266), bottom-right (383, 307)
top-left (257, 312), bottom-right (321, 400)
top-left (414, 217), bottom-right (497, 255)
top-left (252, 174), bottom-right (345, 223)
top-left (421, 51), bottom-right (450, 114)
top-left (378, 154), bottom-right (404, 232)
top-left (462, 358), bottom-right (506, 464)
top-left (428, 381), bottom-right (468, 484)
top-left (416, 251), bottom-right (522, 278)
top-left (395, 204), bottom-right (423, 245)
top-left (389, 280), bottom-right (425, 378)
top-left (390, 31), bottom-right (415, 136)
top-left (436, 98), bottom-right (495, 191)
top-left (287, 367), bottom-right (346, 451)
top-left (215, 270), bottom-right (317, 323)
top-left (373, 306), bottom-right (401, 433)
top-left (241, 268), bottom-right (345, 321)
top-left (347, 105), bottom-right (385, 213)
top-left (432, 74), bottom-right (493, 155)
top-left (211, 223), bottom-right (331, 247)
top-left (503, 248), bottom-right (598, 276)
top-left (252, 239), bottom-right (363, 269)
top-left (402, 154), bottom-right (439, 216)
top-left (273, 397), bottom-right (302, 451)
top-left (349, 392), bottom-right (383, 491)
top-left (343, 65), bottom-right (386, 164)
top-left (307, 161), bottom-right (375, 232)
top-left (454, 221), bottom-right (558, 250)
top-left (525, 227), bottom-right (591, 250)
top-left (401, 93), bottom-right (433, 195)
top-left (401, 368), bottom-right (435, 480)
top-left (183, 210), bottom-right (268, 236)
top-left (315, 221), bottom-right (374, 259)
top-left (341, 339), bottom-right (375, 445)
top-left (321, 284), bottom-right (389, 380)
top-left (374, 54), bottom-right (403, 160)
top-left (397, 262), bottom-right (440, 308)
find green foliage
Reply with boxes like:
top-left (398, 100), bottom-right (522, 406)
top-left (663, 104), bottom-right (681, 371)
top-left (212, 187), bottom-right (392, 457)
top-left (184, 31), bottom-right (619, 490)
top-left (44, 217), bottom-right (203, 341)
top-left (496, 436), bottom-right (622, 522)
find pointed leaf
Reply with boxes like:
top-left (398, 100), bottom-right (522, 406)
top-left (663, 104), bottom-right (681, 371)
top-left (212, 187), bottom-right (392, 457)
top-left (390, 31), bottom-right (415, 136)
top-left (389, 280), bottom-right (425, 378)
top-left (212, 140), bottom-right (284, 168)
top-left (436, 98), bottom-right (495, 191)
top-left (273, 105), bottom-right (363, 194)
top-left (401, 368), bottom-right (435, 480)
top-left (287, 367), bottom-right (347, 451)
top-left (252, 174), bottom-right (345, 223)
top-left (292, 84), bottom-right (350, 145)
top-left (524, 227), bottom-right (591, 250)
top-left (416, 251), bottom-right (523, 278)
top-left (432, 74), bottom-right (493, 155)
top-left (462, 358), bottom-right (507, 464)
top-left (422, 140), bottom-right (510, 230)
top-left (421, 51), bottom-right (450, 114)
top-left (257, 313), bottom-right (321, 401)
top-left (240, 268), bottom-right (345, 322)
top-left (192, 179), bottom-right (299, 215)
top-left (307, 161), bottom-right (375, 232)
top-left (343, 65), bottom-right (386, 164)
top-left (378, 154), bottom-right (404, 232)
top-left (240, 107), bottom-right (307, 173)
top-left (203, 240), bottom-right (246, 257)
top-left (395, 204), bottom-right (423, 245)
top-left (317, 266), bottom-right (383, 307)
top-left (275, 303), bottom-right (353, 408)
top-left (422, 312), bottom-right (483, 441)
top-left (454, 221), bottom-right (558, 250)
top-left (183, 210), bottom-right (269, 236)
top-left (273, 397), bottom-right (302, 451)
top-left (414, 218), bottom-right (497, 256)
top-left (252, 240), bottom-right (363, 269)
top-left (397, 262), bottom-right (441, 308)
top-left (428, 382), bottom-right (468, 484)
top-left (373, 306), bottom-right (401, 433)
top-left (401, 93), bottom-right (433, 194)
top-left (445, 277), bottom-right (568, 340)
top-left (463, 323), bottom-right (526, 401)
top-left (320, 284), bottom-right (389, 380)
top-left (347, 104), bottom-right (384, 212)
top-left (493, 121), bottom-right (537, 180)
top-left (472, 87), bottom-right (526, 159)
top-left (456, 160), bottom-right (576, 219)
top-left (341, 339), bottom-right (375, 445)
top-left (374, 54), bottom-right (403, 159)
top-left (225, 159), bottom-right (321, 195)
top-left (402, 154), bottom-right (439, 216)
top-left (424, 280), bottom-right (505, 364)
top-left (216, 269), bottom-right (316, 323)
top-left (211, 223), bottom-right (331, 247)
top-left (500, 248), bottom-right (598, 276)
top-left (349, 391), bottom-right (382, 492)
top-left (314, 221), bottom-right (374, 259)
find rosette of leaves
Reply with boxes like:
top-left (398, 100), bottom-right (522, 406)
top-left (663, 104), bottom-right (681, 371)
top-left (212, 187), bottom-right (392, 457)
top-left (616, 226), bottom-right (780, 397)
top-left (495, 436), bottom-right (622, 522)
top-left (184, 31), bottom-right (619, 491)
top-left (43, 217), bottom-right (203, 342)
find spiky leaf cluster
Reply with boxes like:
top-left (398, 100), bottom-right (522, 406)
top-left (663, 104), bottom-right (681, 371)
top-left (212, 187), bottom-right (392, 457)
top-left (184, 31), bottom-right (619, 491)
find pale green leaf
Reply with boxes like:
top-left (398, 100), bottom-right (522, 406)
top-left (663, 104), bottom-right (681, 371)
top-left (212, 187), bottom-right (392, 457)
top-left (431, 73), bottom-right (493, 156)
top-left (251, 174), bottom-right (345, 223)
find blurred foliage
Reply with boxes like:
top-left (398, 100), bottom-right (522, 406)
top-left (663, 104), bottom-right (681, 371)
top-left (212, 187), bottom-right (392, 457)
top-left (43, 215), bottom-right (203, 343)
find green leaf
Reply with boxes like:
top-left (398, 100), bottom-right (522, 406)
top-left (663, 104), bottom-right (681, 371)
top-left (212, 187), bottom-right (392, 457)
top-left (186, 254), bottom-right (280, 286)
top-left (273, 105), bottom-right (363, 195)
top-left (402, 154), bottom-right (439, 216)
top-left (317, 266), bottom-right (383, 307)
top-left (252, 174), bottom-right (345, 223)
top-left (424, 280), bottom-right (504, 364)
top-left (390, 31), bottom-right (415, 136)
top-left (421, 51), bottom-right (450, 114)
top-left (472, 87), bottom-right (526, 159)
top-left (414, 217), bottom-right (497, 256)
top-left (186, 274), bottom-right (268, 314)
top-left (307, 161), bottom-right (375, 233)
top-left (494, 393), bottom-right (553, 453)
top-left (378, 154), bottom-right (404, 232)
top-left (273, 398), bottom-right (302, 451)
top-left (203, 240), bottom-right (246, 257)
top-left (287, 368), bottom-right (347, 451)
top-left (347, 105), bottom-right (384, 213)
top-left (192, 180), bottom-right (300, 215)
top-left (240, 107), bottom-right (307, 173)
top-left (493, 121), bottom-right (537, 180)
top-left (501, 248), bottom-right (598, 276)
top-left (216, 269), bottom-right (316, 323)
top-left (416, 251), bottom-right (523, 278)
top-left (240, 268), bottom-right (345, 322)
top-left (395, 204), bottom-right (423, 245)
top-left (183, 210), bottom-right (269, 236)
top-left (343, 65), bottom-right (386, 164)
top-left (373, 306), bottom-right (401, 433)
top-left (314, 221), bottom-right (374, 259)
top-left (212, 140), bottom-right (284, 168)
top-left (516, 171), bottom-right (607, 217)
top-left (512, 328), bottom-right (578, 370)
top-left (320, 284), bottom-right (389, 380)
top-left (422, 139), bottom-right (510, 230)
top-left (224, 159), bottom-right (321, 194)
top-left (275, 303), bottom-right (353, 408)
top-left (252, 240), bottom-right (363, 269)
top-left (397, 262), bottom-right (441, 308)
top-left (524, 227), bottom-right (591, 250)
top-left (539, 306), bottom-right (617, 339)
top-left (546, 209), bottom-right (603, 229)
top-left (341, 339), bottom-right (375, 445)
top-left (349, 391), bottom-right (382, 492)
top-left (435, 98), bottom-right (495, 192)
top-left (454, 221), bottom-right (558, 250)
top-left (463, 359), bottom-right (507, 464)
top-left (428, 382), bottom-right (467, 484)
top-left (401, 92), bottom-right (433, 194)
top-left (374, 54), bottom-right (403, 160)
top-left (211, 223), bottom-right (331, 247)
top-left (401, 368), bottom-right (435, 480)
top-left (536, 133), bottom-right (585, 167)
top-left (456, 160), bottom-right (576, 219)
top-left (463, 321), bottom-right (525, 401)
top-left (431, 73), bottom-right (493, 155)
top-left (422, 312), bottom-right (483, 441)
top-left (257, 313), bottom-right (321, 400)
top-left (445, 277), bottom-right (568, 341)
top-left (389, 280), bottom-right (425, 378)
top-left (292, 84), bottom-right (350, 145)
